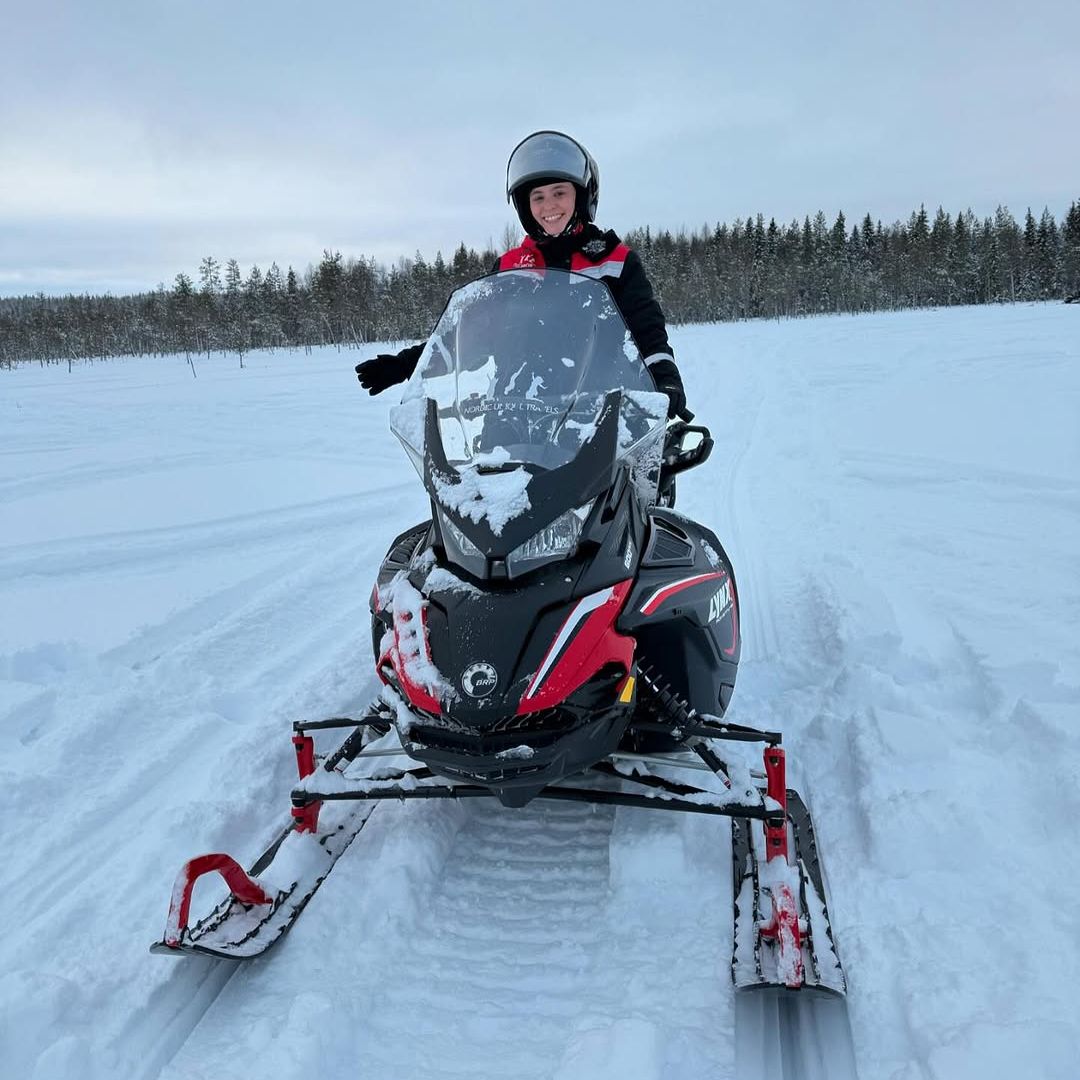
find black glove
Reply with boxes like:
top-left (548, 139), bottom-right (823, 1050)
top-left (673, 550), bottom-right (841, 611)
top-left (649, 357), bottom-right (687, 419)
top-left (355, 353), bottom-right (407, 395)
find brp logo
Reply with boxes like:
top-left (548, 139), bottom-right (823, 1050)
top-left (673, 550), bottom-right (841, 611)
top-left (462, 662), bottom-right (499, 698)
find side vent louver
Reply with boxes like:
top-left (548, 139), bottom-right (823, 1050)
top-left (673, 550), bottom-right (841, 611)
top-left (643, 519), bottom-right (694, 567)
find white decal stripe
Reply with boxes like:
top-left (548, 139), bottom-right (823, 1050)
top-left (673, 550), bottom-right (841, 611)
top-left (524, 586), bottom-right (615, 699)
top-left (639, 572), bottom-right (726, 616)
top-left (643, 352), bottom-right (676, 368)
top-left (572, 261), bottom-right (626, 280)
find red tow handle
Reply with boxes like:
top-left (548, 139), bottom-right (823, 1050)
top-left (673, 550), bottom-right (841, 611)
top-left (162, 853), bottom-right (272, 948)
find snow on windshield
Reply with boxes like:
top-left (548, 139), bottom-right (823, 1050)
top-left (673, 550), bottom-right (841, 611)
top-left (388, 270), bottom-right (669, 522)
top-left (392, 270), bottom-right (664, 473)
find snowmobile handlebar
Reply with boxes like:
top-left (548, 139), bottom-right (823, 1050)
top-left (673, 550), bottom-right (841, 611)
top-left (661, 419), bottom-right (713, 480)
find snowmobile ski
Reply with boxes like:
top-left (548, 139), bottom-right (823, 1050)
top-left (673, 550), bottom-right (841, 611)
top-left (150, 808), bottom-right (374, 960)
top-left (731, 755), bottom-right (846, 995)
top-left (151, 713), bottom-right (396, 960)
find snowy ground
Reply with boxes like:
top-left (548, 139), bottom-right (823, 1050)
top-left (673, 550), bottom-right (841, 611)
top-left (2, 302), bottom-right (1078, 1080)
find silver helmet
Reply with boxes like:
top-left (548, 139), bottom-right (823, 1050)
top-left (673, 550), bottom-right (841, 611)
top-left (506, 130), bottom-right (600, 237)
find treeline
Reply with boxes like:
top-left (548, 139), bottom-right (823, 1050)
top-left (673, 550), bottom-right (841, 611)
top-left (0, 244), bottom-right (498, 368)
top-left (2, 201), bottom-right (1078, 367)
top-left (631, 202), bottom-right (1080, 321)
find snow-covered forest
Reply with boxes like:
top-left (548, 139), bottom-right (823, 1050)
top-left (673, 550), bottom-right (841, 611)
top-left (3, 201), bottom-right (1078, 366)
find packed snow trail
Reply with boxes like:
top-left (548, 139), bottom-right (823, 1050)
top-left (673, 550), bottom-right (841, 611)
top-left (364, 802), bottom-right (623, 1076)
top-left (681, 303), bottom-right (1080, 1079)
top-left (158, 799), bottom-right (735, 1080)
top-left (736, 992), bottom-right (857, 1080)
top-left (3, 302), bottom-right (1079, 1079)
top-left (1, 354), bottom-right (418, 1080)
top-left (688, 324), bottom-right (859, 1080)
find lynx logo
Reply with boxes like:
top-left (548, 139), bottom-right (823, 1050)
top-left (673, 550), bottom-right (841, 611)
top-left (708, 580), bottom-right (733, 623)
top-left (462, 662), bottom-right (498, 698)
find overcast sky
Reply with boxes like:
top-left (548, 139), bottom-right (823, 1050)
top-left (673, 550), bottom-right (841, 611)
top-left (2, 0), bottom-right (1078, 296)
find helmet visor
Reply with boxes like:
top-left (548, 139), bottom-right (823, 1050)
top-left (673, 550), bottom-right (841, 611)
top-left (507, 132), bottom-right (588, 198)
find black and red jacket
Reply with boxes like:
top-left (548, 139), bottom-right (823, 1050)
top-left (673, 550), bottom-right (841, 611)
top-left (387, 223), bottom-right (680, 390)
top-left (494, 225), bottom-right (674, 364)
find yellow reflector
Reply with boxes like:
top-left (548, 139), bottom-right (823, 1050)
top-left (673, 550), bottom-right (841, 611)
top-left (618, 675), bottom-right (636, 704)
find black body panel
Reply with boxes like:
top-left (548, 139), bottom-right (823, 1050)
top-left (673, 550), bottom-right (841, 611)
top-left (619, 509), bottom-right (740, 718)
top-left (370, 495), bottom-right (740, 805)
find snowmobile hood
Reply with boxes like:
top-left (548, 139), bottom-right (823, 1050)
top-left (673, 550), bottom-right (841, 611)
top-left (421, 391), bottom-right (622, 563)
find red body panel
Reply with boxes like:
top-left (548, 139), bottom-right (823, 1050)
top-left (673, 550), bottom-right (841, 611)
top-left (518, 580), bottom-right (635, 714)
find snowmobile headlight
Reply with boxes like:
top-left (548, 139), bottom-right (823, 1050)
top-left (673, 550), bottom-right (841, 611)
top-left (506, 500), bottom-right (595, 577)
top-left (440, 514), bottom-right (483, 558)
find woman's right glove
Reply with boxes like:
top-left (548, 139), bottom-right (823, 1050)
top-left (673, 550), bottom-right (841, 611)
top-left (355, 353), bottom-right (407, 395)
top-left (648, 356), bottom-right (688, 419)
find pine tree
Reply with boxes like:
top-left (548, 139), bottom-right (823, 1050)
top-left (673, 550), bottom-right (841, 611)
top-left (1036, 207), bottom-right (1061, 297)
top-left (994, 206), bottom-right (1021, 301)
top-left (224, 259), bottom-right (242, 296)
top-left (928, 208), bottom-right (953, 302)
top-left (221, 260), bottom-right (245, 358)
top-left (908, 204), bottom-right (931, 305)
top-left (1063, 200), bottom-right (1080, 298)
top-left (452, 242), bottom-right (471, 281)
top-left (313, 250), bottom-right (345, 344)
top-left (169, 274), bottom-right (196, 356)
top-left (262, 262), bottom-right (283, 306)
top-left (949, 211), bottom-right (971, 304)
top-left (1019, 208), bottom-right (1039, 299)
top-left (284, 267), bottom-right (300, 343)
top-left (198, 257), bottom-right (221, 297)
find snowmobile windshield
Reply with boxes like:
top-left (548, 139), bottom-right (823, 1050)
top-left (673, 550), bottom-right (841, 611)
top-left (390, 269), bottom-right (668, 473)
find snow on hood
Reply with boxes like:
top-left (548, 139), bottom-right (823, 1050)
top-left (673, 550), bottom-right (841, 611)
top-left (431, 461), bottom-right (532, 536)
top-left (422, 566), bottom-right (482, 596)
top-left (389, 398), bottom-right (532, 535)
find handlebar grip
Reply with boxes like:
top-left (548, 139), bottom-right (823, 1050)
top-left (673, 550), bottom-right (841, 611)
top-left (676, 406), bottom-right (695, 423)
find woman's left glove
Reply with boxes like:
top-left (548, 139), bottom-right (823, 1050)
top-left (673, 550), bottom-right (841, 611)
top-left (648, 356), bottom-right (687, 419)
top-left (355, 353), bottom-right (407, 395)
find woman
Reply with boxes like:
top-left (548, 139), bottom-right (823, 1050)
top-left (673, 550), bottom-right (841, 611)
top-left (356, 130), bottom-right (687, 419)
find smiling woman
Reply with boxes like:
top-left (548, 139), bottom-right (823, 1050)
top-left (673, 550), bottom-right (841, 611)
top-left (527, 182), bottom-right (578, 237)
top-left (356, 130), bottom-right (689, 431)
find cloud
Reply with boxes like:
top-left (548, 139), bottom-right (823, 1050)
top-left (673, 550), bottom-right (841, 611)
top-left (2, 107), bottom-right (412, 224)
top-left (3, 0), bottom-right (1078, 295)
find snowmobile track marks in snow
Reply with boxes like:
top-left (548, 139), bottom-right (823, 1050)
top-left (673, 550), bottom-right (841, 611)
top-left (355, 801), bottom-right (617, 1078)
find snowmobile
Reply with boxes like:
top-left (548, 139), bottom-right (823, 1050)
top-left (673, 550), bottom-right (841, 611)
top-left (152, 268), bottom-right (845, 996)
